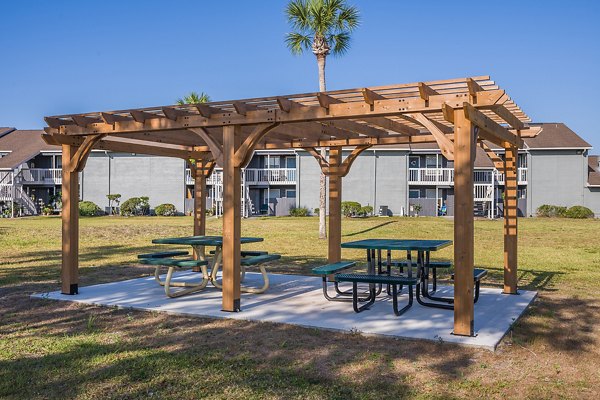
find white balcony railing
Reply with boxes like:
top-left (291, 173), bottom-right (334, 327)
top-left (408, 168), bottom-right (454, 185)
top-left (186, 168), bottom-right (296, 186)
top-left (495, 168), bottom-right (528, 185)
top-left (244, 168), bottom-right (296, 185)
top-left (409, 167), bottom-right (527, 185)
top-left (18, 168), bottom-right (62, 184)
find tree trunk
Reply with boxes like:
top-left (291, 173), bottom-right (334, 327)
top-left (317, 53), bottom-right (327, 239)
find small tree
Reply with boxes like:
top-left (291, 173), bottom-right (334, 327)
top-left (106, 194), bottom-right (121, 216)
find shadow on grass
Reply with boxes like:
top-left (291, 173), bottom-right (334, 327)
top-left (343, 220), bottom-right (396, 237)
top-left (0, 297), bottom-right (469, 399)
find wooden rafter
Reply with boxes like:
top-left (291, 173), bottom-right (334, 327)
top-left (418, 82), bottom-right (439, 101)
top-left (463, 103), bottom-right (523, 147)
top-left (130, 110), bottom-right (159, 123)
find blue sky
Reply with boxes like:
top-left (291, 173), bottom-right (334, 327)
top-left (1, 0), bottom-right (599, 150)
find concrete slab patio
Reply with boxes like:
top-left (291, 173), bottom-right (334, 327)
top-left (33, 271), bottom-right (537, 350)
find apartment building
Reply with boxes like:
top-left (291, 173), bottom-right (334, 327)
top-left (1, 123), bottom-right (599, 218)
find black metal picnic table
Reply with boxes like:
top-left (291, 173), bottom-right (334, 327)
top-left (341, 239), bottom-right (454, 309)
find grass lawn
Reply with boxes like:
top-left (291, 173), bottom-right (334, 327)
top-left (1, 215), bottom-right (600, 399)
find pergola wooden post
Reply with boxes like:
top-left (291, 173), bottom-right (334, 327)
top-left (221, 125), bottom-right (242, 312)
top-left (503, 144), bottom-right (518, 294)
top-left (452, 108), bottom-right (476, 336)
top-left (61, 144), bottom-right (80, 295)
top-left (43, 76), bottom-right (532, 330)
top-left (191, 158), bottom-right (215, 271)
top-left (328, 146), bottom-right (343, 263)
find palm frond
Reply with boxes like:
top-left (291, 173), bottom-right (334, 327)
top-left (335, 4), bottom-right (359, 31)
top-left (285, 32), bottom-right (312, 55)
top-left (327, 32), bottom-right (351, 56)
top-left (285, 0), bottom-right (312, 32)
top-left (177, 91), bottom-right (210, 105)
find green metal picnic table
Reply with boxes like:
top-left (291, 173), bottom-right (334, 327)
top-left (341, 239), bottom-right (453, 309)
top-left (152, 235), bottom-right (264, 289)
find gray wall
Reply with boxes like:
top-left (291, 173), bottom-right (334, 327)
top-left (584, 187), bottom-right (600, 217)
top-left (82, 152), bottom-right (185, 213)
top-left (297, 149), bottom-right (409, 215)
top-left (527, 150), bottom-right (587, 216)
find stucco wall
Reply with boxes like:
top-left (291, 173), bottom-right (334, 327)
top-left (527, 150), bottom-right (587, 215)
top-left (297, 149), bottom-right (408, 215)
top-left (82, 152), bottom-right (185, 213)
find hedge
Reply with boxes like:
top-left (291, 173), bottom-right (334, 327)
top-left (79, 201), bottom-right (102, 216)
top-left (120, 196), bottom-right (150, 216)
top-left (155, 203), bottom-right (177, 216)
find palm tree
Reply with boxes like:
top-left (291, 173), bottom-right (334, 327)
top-left (285, 0), bottom-right (359, 239)
top-left (176, 91), bottom-right (210, 105)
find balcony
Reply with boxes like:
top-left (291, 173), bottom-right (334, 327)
top-left (18, 168), bottom-right (62, 185)
top-left (186, 168), bottom-right (296, 186)
top-left (409, 168), bottom-right (527, 185)
top-left (496, 168), bottom-right (528, 185)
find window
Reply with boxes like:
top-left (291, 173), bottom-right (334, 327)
top-left (285, 189), bottom-right (296, 198)
top-left (425, 189), bottom-right (436, 199)
top-left (409, 189), bottom-right (420, 199)
top-left (268, 189), bottom-right (280, 201)
top-left (268, 156), bottom-right (280, 168)
top-left (285, 156), bottom-right (296, 169)
top-left (518, 188), bottom-right (527, 199)
top-left (409, 156), bottom-right (420, 168)
top-left (425, 155), bottom-right (437, 168)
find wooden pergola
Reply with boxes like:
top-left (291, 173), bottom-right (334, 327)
top-left (43, 76), bottom-right (533, 336)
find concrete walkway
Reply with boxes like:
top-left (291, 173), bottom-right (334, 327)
top-left (33, 271), bottom-right (536, 350)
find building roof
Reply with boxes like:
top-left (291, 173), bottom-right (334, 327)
top-left (525, 123), bottom-right (592, 149)
top-left (0, 129), bottom-right (58, 170)
top-left (589, 155), bottom-right (600, 186)
top-left (0, 127), bottom-right (15, 139)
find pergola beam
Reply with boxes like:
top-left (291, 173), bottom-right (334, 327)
top-left (42, 134), bottom-right (209, 160)
top-left (463, 103), bottom-right (524, 148)
top-left (49, 89), bottom-right (510, 135)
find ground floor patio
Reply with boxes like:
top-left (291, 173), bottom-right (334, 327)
top-left (33, 270), bottom-right (536, 351)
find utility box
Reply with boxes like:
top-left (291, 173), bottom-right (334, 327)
top-left (378, 205), bottom-right (389, 217)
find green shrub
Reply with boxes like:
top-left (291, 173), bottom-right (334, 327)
top-left (41, 205), bottom-right (54, 216)
top-left (341, 201), bottom-right (362, 217)
top-left (313, 208), bottom-right (320, 216)
top-left (120, 196), bottom-right (150, 216)
top-left (155, 203), bottom-right (177, 216)
top-left (79, 201), bottom-right (102, 216)
top-left (289, 206), bottom-right (310, 217)
top-left (536, 204), bottom-right (567, 218)
top-left (359, 205), bottom-right (374, 217)
top-left (565, 206), bottom-right (594, 219)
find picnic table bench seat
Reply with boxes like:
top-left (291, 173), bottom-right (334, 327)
top-left (209, 250), bottom-right (268, 258)
top-left (416, 268), bottom-right (488, 309)
top-left (336, 273), bottom-right (418, 316)
top-left (138, 257), bottom-right (210, 298)
top-left (212, 254), bottom-right (281, 294)
top-left (451, 268), bottom-right (487, 303)
top-left (312, 261), bottom-right (357, 302)
top-left (137, 250), bottom-right (189, 259)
